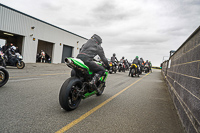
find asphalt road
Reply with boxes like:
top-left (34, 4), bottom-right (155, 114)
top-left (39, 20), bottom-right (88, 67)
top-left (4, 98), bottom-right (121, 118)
top-left (0, 63), bottom-right (184, 133)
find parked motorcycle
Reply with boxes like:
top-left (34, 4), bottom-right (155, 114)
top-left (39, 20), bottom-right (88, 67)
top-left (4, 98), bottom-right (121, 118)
top-left (59, 57), bottom-right (108, 111)
top-left (4, 53), bottom-right (25, 69)
top-left (129, 64), bottom-right (140, 77)
top-left (0, 67), bottom-right (9, 87)
top-left (109, 62), bottom-right (117, 74)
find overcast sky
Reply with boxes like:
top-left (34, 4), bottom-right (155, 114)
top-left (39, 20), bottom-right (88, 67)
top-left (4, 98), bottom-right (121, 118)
top-left (1, 0), bottom-right (200, 66)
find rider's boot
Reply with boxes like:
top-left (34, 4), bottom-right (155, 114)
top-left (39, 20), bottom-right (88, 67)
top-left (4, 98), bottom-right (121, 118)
top-left (128, 69), bottom-right (131, 76)
top-left (90, 73), bottom-right (101, 92)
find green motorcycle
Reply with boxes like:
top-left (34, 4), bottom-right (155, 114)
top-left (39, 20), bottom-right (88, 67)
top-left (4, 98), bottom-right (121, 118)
top-left (59, 57), bottom-right (108, 111)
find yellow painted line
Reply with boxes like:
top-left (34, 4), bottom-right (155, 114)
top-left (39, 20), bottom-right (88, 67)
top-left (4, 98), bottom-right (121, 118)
top-left (55, 73), bottom-right (150, 133)
top-left (10, 73), bottom-right (68, 79)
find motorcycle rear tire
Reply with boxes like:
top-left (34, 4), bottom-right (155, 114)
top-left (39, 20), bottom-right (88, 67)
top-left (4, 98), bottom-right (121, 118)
top-left (114, 69), bottom-right (117, 73)
top-left (131, 69), bottom-right (135, 77)
top-left (16, 61), bottom-right (25, 69)
top-left (0, 67), bottom-right (9, 87)
top-left (59, 77), bottom-right (82, 111)
top-left (109, 71), bottom-right (112, 74)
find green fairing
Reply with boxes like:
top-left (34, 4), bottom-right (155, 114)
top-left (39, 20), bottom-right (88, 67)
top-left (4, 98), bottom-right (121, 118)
top-left (82, 91), bottom-right (97, 99)
top-left (100, 71), bottom-right (108, 82)
top-left (68, 58), bottom-right (108, 81)
top-left (69, 58), bottom-right (93, 74)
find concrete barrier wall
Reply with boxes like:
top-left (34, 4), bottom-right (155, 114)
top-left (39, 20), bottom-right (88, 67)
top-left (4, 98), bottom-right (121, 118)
top-left (161, 26), bottom-right (200, 133)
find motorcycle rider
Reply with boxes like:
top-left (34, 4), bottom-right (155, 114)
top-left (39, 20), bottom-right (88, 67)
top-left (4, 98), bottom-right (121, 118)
top-left (111, 53), bottom-right (118, 68)
top-left (2, 43), bottom-right (8, 53)
top-left (140, 58), bottom-right (144, 66)
top-left (119, 56), bottom-right (125, 72)
top-left (139, 57), bottom-right (145, 71)
top-left (77, 34), bottom-right (110, 91)
top-left (145, 60), bottom-right (149, 66)
top-left (149, 61), bottom-right (152, 72)
top-left (7, 46), bottom-right (17, 66)
top-left (131, 56), bottom-right (140, 76)
top-left (125, 59), bottom-right (130, 70)
top-left (120, 56), bottom-right (125, 63)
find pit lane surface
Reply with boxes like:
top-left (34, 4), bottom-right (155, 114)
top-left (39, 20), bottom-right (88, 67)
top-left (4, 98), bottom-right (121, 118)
top-left (0, 63), bottom-right (184, 133)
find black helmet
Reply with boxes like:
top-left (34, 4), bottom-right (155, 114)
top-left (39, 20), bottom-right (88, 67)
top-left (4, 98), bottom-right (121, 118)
top-left (91, 34), bottom-right (102, 45)
top-left (113, 53), bottom-right (116, 56)
top-left (122, 56), bottom-right (124, 59)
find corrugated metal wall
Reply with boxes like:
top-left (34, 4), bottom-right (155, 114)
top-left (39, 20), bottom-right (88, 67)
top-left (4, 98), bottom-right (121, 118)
top-left (0, 4), bottom-right (87, 63)
top-left (161, 26), bottom-right (200, 133)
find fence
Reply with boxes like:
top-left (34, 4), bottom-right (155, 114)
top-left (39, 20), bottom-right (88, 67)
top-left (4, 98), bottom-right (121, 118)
top-left (161, 26), bottom-right (200, 133)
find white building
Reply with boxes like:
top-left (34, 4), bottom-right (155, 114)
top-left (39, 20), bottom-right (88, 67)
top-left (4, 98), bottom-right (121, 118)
top-left (0, 3), bottom-right (88, 63)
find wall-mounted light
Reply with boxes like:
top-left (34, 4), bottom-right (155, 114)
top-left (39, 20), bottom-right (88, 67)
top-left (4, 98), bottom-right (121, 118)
top-left (60, 43), bottom-right (62, 46)
top-left (30, 34), bottom-right (33, 36)
top-left (33, 38), bottom-right (35, 41)
top-left (31, 26), bottom-right (35, 29)
top-left (3, 32), bottom-right (14, 36)
top-left (77, 41), bottom-right (79, 50)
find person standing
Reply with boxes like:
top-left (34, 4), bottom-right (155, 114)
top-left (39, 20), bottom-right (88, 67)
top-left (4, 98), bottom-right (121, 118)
top-left (2, 43), bottom-right (8, 53)
top-left (41, 50), bottom-right (46, 63)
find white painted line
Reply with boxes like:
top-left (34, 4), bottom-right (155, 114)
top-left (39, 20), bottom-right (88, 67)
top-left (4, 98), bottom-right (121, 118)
top-left (9, 78), bottom-right (41, 82)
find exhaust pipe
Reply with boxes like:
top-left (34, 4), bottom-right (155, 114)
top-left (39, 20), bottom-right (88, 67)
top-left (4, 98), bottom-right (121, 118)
top-left (65, 57), bottom-right (73, 66)
top-left (64, 57), bottom-right (68, 63)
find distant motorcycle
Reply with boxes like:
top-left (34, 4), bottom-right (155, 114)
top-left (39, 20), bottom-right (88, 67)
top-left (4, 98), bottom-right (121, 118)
top-left (129, 64), bottom-right (140, 77)
top-left (125, 61), bottom-right (130, 71)
top-left (144, 63), bottom-right (150, 73)
top-left (140, 62), bottom-right (145, 73)
top-left (109, 62), bottom-right (117, 74)
top-left (0, 67), bottom-right (9, 87)
top-left (118, 62), bottom-right (125, 72)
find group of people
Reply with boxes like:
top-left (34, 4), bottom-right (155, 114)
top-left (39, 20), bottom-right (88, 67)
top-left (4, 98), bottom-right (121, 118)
top-left (110, 53), bottom-right (152, 72)
top-left (36, 50), bottom-right (51, 63)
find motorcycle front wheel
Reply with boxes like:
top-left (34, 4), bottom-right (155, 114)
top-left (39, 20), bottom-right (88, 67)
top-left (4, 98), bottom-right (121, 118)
top-left (59, 77), bottom-right (82, 111)
top-left (0, 67), bottom-right (9, 87)
top-left (16, 61), bottom-right (25, 69)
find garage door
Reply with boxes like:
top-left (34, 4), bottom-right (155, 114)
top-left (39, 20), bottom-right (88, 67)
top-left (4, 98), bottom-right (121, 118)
top-left (61, 45), bottom-right (73, 63)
